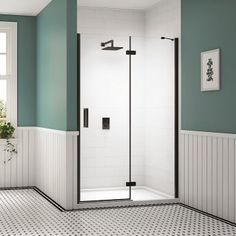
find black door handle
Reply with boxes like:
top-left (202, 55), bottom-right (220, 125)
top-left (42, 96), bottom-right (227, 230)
top-left (83, 108), bottom-right (89, 128)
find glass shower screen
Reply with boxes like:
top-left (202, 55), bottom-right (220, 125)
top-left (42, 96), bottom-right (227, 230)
top-left (80, 34), bottom-right (130, 201)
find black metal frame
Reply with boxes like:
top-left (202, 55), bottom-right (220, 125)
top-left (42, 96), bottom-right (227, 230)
top-left (128, 36), bottom-right (132, 200)
top-left (174, 38), bottom-right (179, 198)
top-left (77, 34), bottom-right (179, 203)
top-left (77, 34), bottom-right (81, 203)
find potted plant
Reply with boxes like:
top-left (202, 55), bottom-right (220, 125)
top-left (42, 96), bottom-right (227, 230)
top-left (0, 122), bottom-right (17, 163)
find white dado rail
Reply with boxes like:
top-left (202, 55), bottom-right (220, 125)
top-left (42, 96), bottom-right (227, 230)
top-left (0, 127), bottom-right (78, 210)
top-left (180, 130), bottom-right (236, 223)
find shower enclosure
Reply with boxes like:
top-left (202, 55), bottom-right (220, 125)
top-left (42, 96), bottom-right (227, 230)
top-left (77, 33), bottom-right (179, 203)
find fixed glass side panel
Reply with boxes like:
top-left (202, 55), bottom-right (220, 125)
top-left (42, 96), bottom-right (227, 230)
top-left (80, 34), bottom-right (130, 201)
top-left (131, 36), bottom-right (175, 201)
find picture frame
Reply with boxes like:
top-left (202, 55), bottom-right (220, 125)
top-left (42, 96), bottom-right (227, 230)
top-left (201, 49), bottom-right (220, 91)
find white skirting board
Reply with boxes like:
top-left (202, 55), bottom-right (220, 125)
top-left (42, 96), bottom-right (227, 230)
top-left (0, 127), bottom-right (78, 210)
top-left (180, 130), bottom-right (236, 223)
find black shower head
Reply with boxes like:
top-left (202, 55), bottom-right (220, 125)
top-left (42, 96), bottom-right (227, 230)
top-left (101, 40), bottom-right (123, 51)
top-left (161, 36), bottom-right (174, 41)
top-left (102, 46), bottom-right (123, 51)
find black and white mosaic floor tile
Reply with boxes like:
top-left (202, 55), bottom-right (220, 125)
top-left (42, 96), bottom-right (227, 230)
top-left (0, 189), bottom-right (235, 236)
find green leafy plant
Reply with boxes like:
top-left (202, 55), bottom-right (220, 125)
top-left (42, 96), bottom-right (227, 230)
top-left (0, 122), bottom-right (15, 139)
top-left (0, 122), bottom-right (17, 163)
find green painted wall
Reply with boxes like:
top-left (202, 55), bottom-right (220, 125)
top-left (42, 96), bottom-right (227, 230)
top-left (66, 0), bottom-right (77, 131)
top-left (182, 0), bottom-right (236, 133)
top-left (36, 0), bottom-right (77, 131)
top-left (0, 15), bottom-right (36, 126)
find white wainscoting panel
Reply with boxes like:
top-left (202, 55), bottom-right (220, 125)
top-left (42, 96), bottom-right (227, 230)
top-left (180, 130), bottom-right (236, 223)
top-left (0, 127), bottom-right (35, 188)
top-left (35, 127), bottom-right (78, 210)
top-left (0, 127), bottom-right (78, 210)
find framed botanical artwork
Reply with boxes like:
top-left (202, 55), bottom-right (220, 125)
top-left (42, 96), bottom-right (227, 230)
top-left (201, 49), bottom-right (220, 91)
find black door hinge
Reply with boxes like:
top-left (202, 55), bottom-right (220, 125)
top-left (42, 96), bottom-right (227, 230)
top-left (126, 182), bottom-right (136, 187)
top-left (126, 50), bottom-right (136, 55)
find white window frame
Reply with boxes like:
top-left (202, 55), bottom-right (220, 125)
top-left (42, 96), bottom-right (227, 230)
top-left (0, 22), bottom-right (17, 127)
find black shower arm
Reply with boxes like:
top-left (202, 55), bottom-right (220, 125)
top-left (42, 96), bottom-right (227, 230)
top-left (101, 40), bottom-right (114, 47)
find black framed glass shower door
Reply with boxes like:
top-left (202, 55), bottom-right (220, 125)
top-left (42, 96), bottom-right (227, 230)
top-left (78, 34), bottom-right (132, 202)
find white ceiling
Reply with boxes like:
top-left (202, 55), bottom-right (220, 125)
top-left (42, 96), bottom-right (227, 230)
top-left (0, 0), bottom-right (52, 16)
top-left (78, 0), bottom-right (161, 10)
top-left (0, 0), bottom-right (161, 16)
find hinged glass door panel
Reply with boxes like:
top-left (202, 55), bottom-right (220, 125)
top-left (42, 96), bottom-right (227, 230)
top-left (80, 34), bottom-right (130, 201)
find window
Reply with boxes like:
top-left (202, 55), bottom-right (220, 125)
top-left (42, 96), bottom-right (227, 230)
top-left (0, 32), bottom-right (7, 75)
top-left (0, 22), bottom-right (17, 126)
top-left (0, 32), bottom-right (7, 122)
top-left (0, 80), bottom-right (6, 121)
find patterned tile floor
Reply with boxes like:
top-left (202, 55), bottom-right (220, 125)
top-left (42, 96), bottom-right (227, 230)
top-left (0, 189), bottom-right (236, 236)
